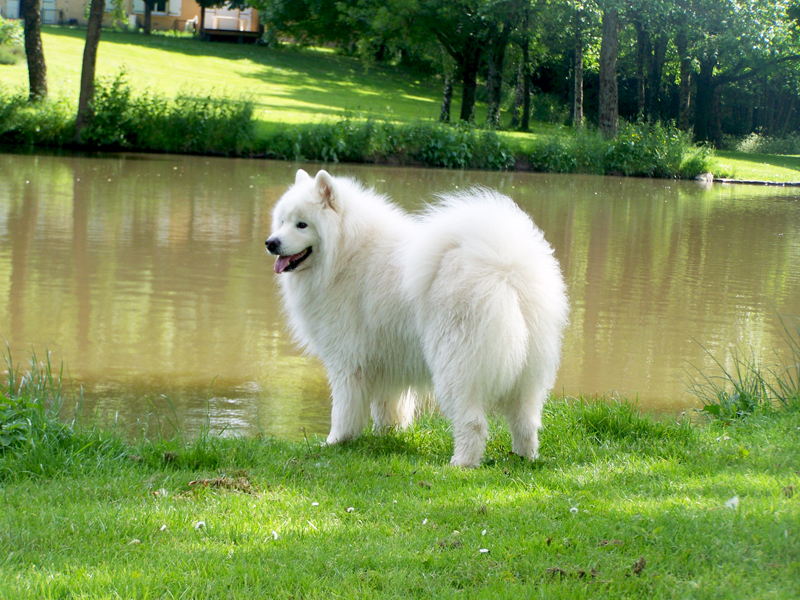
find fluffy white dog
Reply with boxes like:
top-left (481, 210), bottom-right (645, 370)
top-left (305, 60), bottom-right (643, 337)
top-left (266, 169), bottom-right (569, 467)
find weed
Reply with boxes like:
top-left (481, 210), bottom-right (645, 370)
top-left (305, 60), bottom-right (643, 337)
top-left (686, 314), bottom-right (800, 420)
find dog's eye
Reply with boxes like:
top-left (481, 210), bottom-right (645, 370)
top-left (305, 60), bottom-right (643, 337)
top-left (297, 222), bottom-right (308, 229)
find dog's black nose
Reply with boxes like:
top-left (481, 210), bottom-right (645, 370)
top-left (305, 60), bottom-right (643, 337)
top-left (266, 237), bottom-right (280, 254)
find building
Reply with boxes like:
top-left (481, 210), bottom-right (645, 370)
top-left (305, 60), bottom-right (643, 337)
top-left (1, 0), bottom-right (259, 38)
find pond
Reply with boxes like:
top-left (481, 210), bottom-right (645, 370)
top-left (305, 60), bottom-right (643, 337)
top-left (2, 152), bottom-right (799, 438)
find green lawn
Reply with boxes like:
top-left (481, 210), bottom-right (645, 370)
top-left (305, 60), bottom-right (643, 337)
top-left (1, 401), bottom-right (798, 599)
top-left (712, 150), bottom-right (800, 183)
top-left (3, 27), bottom-right (800, 181)
top-left (2, 27), bottom-right (454, 127)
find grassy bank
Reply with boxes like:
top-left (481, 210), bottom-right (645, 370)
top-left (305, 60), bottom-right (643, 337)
top-left (2, 356), bottom-right (799, 598)
top-left (2, 27), bottom-right (799, 180)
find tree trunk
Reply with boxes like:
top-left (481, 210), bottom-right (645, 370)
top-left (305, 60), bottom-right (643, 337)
top-left (694, 55), bottom-right (717, 145)
top-left (439, 48), bottom-right (454, 123)
top-left (510, 62), bottom-right (523, 129)
top-left (74, 0), bottom-right (106, 142)
top-left (648, 34), bottom-right (668, 119)
top-left (520, 50), bottom-right (531, 132)
top-left (634, 19), bottom-right (647, 118)
top-left (200, 6), bottom-right (206, 36)
top-left (458, 41), bottom-right (481, 123)
top-left (144, 3), bottom-right (152, 34)
top-left (676, 30), bottom-right (691, 131)
top-left (22, 0), bottom-right (47, 101)
top-left (440, 73), bottom-right (453, 123)
top-left (598, 8), bottom-right (619, 139)
top-left (573, 8), bottom-right (584, 128)
top-left (486, 27), bottom-right (511, 128)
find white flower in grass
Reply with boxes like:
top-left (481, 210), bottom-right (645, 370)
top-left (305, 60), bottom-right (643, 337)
top-left (311, 502), bottom-right (319, 507)
top-left (482, 529), bottom-right (487, 536)
top-left (725, 495), bottom-right (739, 510)
top-left (479, 548), bottom-right (489, 554)
top-left (194, 521), bottom-right (206, 530)
top-left (422, 518), bottom-right (428, 525)
top-left (570, 507), bottom-right (579, 515)
top-left (271, 530), bottom-right (279, 540)
top-left (346, 507), bottom-right (355, 513)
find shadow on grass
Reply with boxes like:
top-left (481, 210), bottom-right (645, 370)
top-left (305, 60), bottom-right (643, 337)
top-left (42, 25), bottom-right (466, 123)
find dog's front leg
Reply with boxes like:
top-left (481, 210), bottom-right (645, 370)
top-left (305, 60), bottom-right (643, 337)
top-left (326, 371), bottom-right (370, 444)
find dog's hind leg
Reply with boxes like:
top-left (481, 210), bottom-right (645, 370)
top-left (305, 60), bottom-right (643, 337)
top-left (503, 385), bottom-right (546, 462)
top-left (448, 404), bottom-right (489, 468)
top-left (326, 371), bottom-right (370, 444)
top-left (371, 388), bottom-right (416, 433)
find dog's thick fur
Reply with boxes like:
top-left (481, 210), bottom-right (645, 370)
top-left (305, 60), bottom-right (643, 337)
top-left (266, 170), bottom-right (569, 467)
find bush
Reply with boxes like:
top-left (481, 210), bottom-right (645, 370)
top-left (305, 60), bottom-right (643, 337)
top-left (263, 120), bottom-right (516, 170)
top-left (528, 121), bottom-right (712, 179)
top-left (0, 16), bottom-right (23, 65)
top-left (530, 93), bottom-right (570, 125)
top-left (0, 16), bottom-right (22, 47)
top-left (0, 89), bottom-right (73, 146)
top-left (732, 131), bottom-right (800, 156)
top-left (78, 72), bottom-right (256, 155)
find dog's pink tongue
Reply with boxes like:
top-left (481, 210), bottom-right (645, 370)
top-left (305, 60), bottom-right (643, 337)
top-left (274, 256), bottom-right (291, 274)
top-left (274, 251), bottom-right (305, 274)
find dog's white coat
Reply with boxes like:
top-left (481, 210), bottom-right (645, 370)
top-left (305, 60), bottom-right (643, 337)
top-left (267, 170), bottom-right (569, 467)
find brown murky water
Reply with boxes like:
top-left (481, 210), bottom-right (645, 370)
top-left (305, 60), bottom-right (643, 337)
top-left (2, 152), bottom-right (799, 438)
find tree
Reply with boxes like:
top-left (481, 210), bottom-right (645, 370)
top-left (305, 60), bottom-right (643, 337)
top-left (570, 1), bottom-right (595, 128)
top-left (485, 0), bottom-right (524, 127)
top-left (598, 5), bottom-right (619, 138)
top-left (509, 3), bottom-right (531, 130)
top-left (142, 0), bottom-right (156, 34)
top-left (22, 0), bottom-right (47, 101)
top-left (678, 0), bottom-right (800, 145)
top-left (74, 0), bottom-right (105, 141)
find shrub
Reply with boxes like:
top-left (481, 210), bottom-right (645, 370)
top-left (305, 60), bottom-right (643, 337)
top-left (530, 93), bottom-right (570, 125)
top-left (733, 131), bottom-right (800, 156)
top-left (0, 16), bottom-right (23, 65)
top-left (78, 71), bottom-right (256, 155)
top-left (0, 16), bottom-right (22, 47)
top-left (529, 121), bottom-right (711, 179)
top-left (605, 121), bottom-right (689, 177)
top-left (0, 89), bottom-right (73, 146)
top-left (263, 120), bottom-right (516, 170)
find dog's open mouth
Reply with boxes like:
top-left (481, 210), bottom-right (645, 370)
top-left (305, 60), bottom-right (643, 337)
top-left (274, 247), bottom-right (312, 274)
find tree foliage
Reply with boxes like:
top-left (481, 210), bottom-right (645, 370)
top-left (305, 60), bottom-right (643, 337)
top-left (251, 0), bottom-right (800, 145)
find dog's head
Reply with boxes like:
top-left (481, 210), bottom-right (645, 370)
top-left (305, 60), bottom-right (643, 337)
top-left (266, 169), bottom-right (340, 274)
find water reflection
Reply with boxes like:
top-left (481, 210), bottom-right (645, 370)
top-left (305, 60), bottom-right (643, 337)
top-left (1, 153), bottom-right (799, 438)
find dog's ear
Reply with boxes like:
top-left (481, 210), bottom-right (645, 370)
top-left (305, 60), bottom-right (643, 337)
top-left (295, 169), bottom-right (311, 184)
top-left (314, 170), bottom-right (337, 211)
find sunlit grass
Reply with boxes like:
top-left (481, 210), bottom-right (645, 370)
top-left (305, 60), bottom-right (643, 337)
top-left (3, 27), bottom-right (800, 182)
top-left (1, 27), bottom-right (458, 126)
top-left (712, 150), bottom-right (800, 182)
top-left (1, 344), bottom-right (799, 597)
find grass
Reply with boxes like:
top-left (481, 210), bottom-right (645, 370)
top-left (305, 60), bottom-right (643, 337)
top-left (711, 151), bottom-right (800, 183)
top-left (686, 315), bottom-right (800, 421)
top-left (2, 350), bottom-right (799, 598)
top-left (0, 27), bottom-right (468, 127)
top-left (2, 27), bottom-right (799, 181)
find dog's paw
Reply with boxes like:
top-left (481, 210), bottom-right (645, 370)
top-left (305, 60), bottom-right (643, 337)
top-left (449, 454), bottom-right (481, 469)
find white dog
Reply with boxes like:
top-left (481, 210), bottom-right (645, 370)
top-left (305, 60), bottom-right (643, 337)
top-left (266, 170), bottom-right (569, 467)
